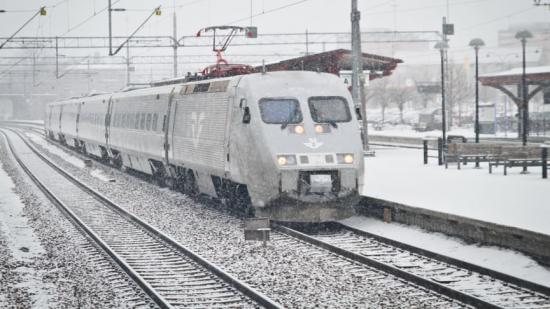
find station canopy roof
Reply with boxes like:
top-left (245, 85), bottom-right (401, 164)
top-left (253, 49), bottom-right (403, 80)
top-left (479, 66), bottom-right (550, 86)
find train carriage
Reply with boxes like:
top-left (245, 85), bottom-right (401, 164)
top-left (46, 71), bottom-right (364, 222)
top-left (108, 87), bottom-right (171, 173)
top-left (77, 94), bottom-right (111, 158)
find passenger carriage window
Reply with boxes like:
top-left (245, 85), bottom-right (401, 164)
top-left (129, 113), bottom-right (134, 129)
top-left (152, 114), bottom-right (158, 131)
top-left (258, 98), bottom-right (302, 124)
top-left (135, 113), bottom-right (140, 129)
top-left (146, 113), bottom-right (152, 131)
top-left (140, 113), bottom-right (146, 130)
top-left (308, 96), bottom-right (351, 123)
top-left (122, 114), bottom-right (127, 128)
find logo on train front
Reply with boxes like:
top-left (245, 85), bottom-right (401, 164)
top-left (304, 138), bottom-right (323, 149)
top-left (191, 111), bottom-right (205, 148)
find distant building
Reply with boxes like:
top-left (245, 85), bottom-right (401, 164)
top-left (498, 22), bottom-right (550, 49)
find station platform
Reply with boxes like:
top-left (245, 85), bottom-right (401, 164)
top-left (362, 146), bottom-right (550, 236)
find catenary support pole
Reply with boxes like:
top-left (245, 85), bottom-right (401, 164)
top-left (173, 9), bottom-right (178, 78)
top-left (351, 0), bottom-right (369, 151)
top-left (108, 0), bottom-right (113, 55)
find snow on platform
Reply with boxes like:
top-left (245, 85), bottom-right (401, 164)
top-left (362, 146), bottom-right (550, 236)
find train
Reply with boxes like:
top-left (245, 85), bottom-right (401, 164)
top-left (45, 71), bottom-right (364, 222)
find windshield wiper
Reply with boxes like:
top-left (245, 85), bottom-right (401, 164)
top-left (281, 122), bottom-right (289, 130)
top-left (328, 121), bottom-right (338, 128)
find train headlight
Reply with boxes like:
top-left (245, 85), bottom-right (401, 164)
top-left (294, 125), bottom-right (305, 134)
top-left (315, 124), bottom-right (324, 133)
top-left (314, 124), bottom-right (331, 134)
top-left (337, 153), bottom-right (354, 164)
top-left (277, 155), bottom-right (297, 166)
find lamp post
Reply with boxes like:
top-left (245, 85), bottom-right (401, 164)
top-left (469, 39), bottom-right (484, 140)
top-left (435, 41), bottom-right (449, 146)
top-left (469, 38), bottom-right (484, 168)
top-left (515, 30), bottom-right (533, 147)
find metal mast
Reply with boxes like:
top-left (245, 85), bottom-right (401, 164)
top-left (351, 0), bottom-right (368, 150)
top-left (173, 8), bottom-right (178, 78)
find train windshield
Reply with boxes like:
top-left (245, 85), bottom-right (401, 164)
top-left (259, 98), bottom-right (303, 124)
top-left (308, 96), bottom-right (351, 123)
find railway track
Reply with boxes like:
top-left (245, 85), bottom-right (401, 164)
top-left (9, 126), bottom-right (470, 308)
top-left (10, 125), bottom-right (548, 307)
top-left (276, 222), bottom-right (550, 309)
top-left (267, 231), bottom-right (466, 307)
top-left (0, 128), bottom-right (280, 309)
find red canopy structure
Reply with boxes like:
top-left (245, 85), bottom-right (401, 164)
top-left (479, 66), bottom-right (550, 106)
top-left (253, 49), bottom-right (403, 80)
top-left (479, 66), bottom-right (550, 137)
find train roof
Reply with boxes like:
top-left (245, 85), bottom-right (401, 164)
top-left (48, 70), bottom-right (341, 106)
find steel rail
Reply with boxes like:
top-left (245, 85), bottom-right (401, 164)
top-left (275, 224), bottom-right (502, 309)
top-left (0, 129), bottom-right (169, 309)
top-left (2, 127), bottom-right (282, 309)
top-left (330, 221), bottom-right (550, 297)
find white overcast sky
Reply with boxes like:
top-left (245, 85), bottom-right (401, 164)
top-left (1, 0), bottom-right (547, 45)
top-left (0, 0), bottom-right (548, 70)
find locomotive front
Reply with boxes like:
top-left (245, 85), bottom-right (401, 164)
top-left (233, 71), bottom-right (364, 222)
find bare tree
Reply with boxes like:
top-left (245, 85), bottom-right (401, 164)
top-left (366, 77), bottom-right (392, 123)
top-left (388, 85), bottom-right (416, 124)
top-left (448, 64), bottom-right (474, 127)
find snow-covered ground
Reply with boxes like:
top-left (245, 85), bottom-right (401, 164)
top-left (369, 124), bottom-right (544, 139)
top-left (363, 146), bottom-right (550, 235)
top-left (341, 216), bottom-right (550, 287)
top-left (0, 160), bottom-right (53, 307)
top-left (25, 132), bottom-right (114, 182)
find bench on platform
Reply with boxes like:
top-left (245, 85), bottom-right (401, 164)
top-left (488, 146), bottom-right (543, 175)
top-left (444, 143), bottom-right (503, 169)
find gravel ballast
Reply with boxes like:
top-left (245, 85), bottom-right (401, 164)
top-left (0, 133), bottom-right (149, 309)
top-left (22, 131), bottom-right (463, 308)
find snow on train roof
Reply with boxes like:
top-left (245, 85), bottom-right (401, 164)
top-left (49, 70), bottom-right (341, 105)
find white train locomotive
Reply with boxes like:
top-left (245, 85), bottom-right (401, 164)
top-left (46, 71), bottom-right (364, 222)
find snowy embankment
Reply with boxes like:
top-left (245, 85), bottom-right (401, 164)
top-left (341, 216), bottom-right (550, 287)
top-left (362, 146), bottom-right (550, 236)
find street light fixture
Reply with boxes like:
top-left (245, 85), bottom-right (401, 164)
top-left (469, 38), bottom-right (485, 168)
top-left (435, 40), bottom-right (449, 146)
top-left (515, 30), bottom-right (533, 147)
top-left (0, 7), bottom-right (47, 49)
top-left (469, 39), bottom-right (485, 139)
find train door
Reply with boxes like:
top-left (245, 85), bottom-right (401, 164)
top-left (76, 102), bottom-right (82, 138)
top-left (164, 87), bottom-right (178, 166)
top-left (105, 96), bottom-right (114, 149)
top-left (167, 94), bottom-right (179, 163)
top-left (58, 105), bottom-right (63, 132)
